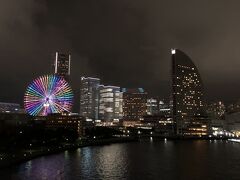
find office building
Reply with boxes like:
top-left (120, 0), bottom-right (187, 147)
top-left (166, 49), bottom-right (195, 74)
top-left (207, 101), bottom-right (226, 135)
top-left (99, 85), bottom-right (123, 124)
top-left (79, 77), bottom-right (100, 120)
top-left (122, 88), bottom-right (147, 121)
top-left (226, 100), bottom-right (240, 113)
top-left (225, 111), bottom-right (240, 136)
top-left (0, 113), bottom-right (33, 136)
top-left (147, 98), bottom-right (159, 115)
top-left (53, 52), bottom-right (71, 81)
top-left (159, 100), bottom-right (171, 116)
top-left (171, 49), bottom-right (208, 136)
top-left (0, 102), bottom-right (24, 113)
top-left (143, 115), bottom-right (174, 135)
top-left (36, 113), bottom-right (84, 137)
top-left (207, 101), bottom-right (225, 119)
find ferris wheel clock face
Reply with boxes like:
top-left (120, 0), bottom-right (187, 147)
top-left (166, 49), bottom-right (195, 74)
top-left (24, 74), bottom-right (73, 116)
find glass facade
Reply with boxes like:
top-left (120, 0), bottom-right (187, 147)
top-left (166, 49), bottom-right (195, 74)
top-left (79, 77), bottom-right (100, 120)
top-left (54, 52), bottom-right (71, 81)
top-left (99, 86), bottom-right (123, 123)
top-left (147, 98), bottom-right (159, 115)
top-left (171, 49), bottom-right (208, 136)
top-left (159, 100), bottom-right (171, 116)
top-left (122, 88), bottom-right (147, 121)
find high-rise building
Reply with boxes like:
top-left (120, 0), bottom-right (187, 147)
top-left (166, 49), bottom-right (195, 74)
top-left (159, 100), bottom-right (171, 116)
top-left (98, 85), bottom-right (123, 124)
top-left (53, 52), bottom-right (71, 81)
top-left (147, 98), bottom-right (159, 115)
top-left (79, 77), bottom-right (100, 120)
top-left (171, 49), bottom-right (208, 136)
top-left (122, 88), bottom-right (147, 121)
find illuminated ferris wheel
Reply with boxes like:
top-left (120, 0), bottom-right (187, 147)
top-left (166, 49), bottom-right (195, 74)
top-left (24, 74), bottom-right (74, 116)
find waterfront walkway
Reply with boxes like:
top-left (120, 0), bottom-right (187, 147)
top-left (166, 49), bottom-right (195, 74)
top-left (0, 137), bottom-right (137, 169)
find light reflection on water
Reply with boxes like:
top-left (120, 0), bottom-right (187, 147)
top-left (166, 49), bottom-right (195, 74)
top-left (1, 140), bottom-right (240, 180)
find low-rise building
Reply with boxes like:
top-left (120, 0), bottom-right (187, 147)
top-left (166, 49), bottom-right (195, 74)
top-left (143, 115), bottom-right (174, 136)
top-left (35, 113), bottom-right (85, 137)
top-left (0, 112), bottom-right (32, 136)
top-left (0, 102), bottom-right (25, 113)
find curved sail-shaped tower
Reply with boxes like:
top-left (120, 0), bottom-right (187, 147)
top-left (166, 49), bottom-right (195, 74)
top-left (171, 49), bottom-right (208, 136)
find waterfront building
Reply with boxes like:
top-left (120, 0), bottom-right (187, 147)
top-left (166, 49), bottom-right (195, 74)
top-left (159, 100), bottom-right (171, 116)
top-left (0, 113), bottom-right (32, 136)
top-left (171, 49), bottom-right (208, 136)
top-left (53, 52), bottom-right (71, 81)
top-left (122, 88), bottom-right (147, 121)
top-left (143, 115), bottom-right (174, 135)
top-left (225, 111), bottom-right (240, 136)
top-left (207, 101), bottom-right (225, 119)
top-left (226, 100), bottom-right (240, 113)
top-left (147, 98), bottom-right (159, 115)
top-left (79, 77), bottom-right (100, 121)
top-left (37, 113), bottom-right (84, 137)
top-left (0, 102), bottom-right (24, 113)
top-left (207, 101), bottom-right (226, 135)
top-left (224, 100), bottom-right (240, 136)
top-left (98, 85), bottom-right (123, 125)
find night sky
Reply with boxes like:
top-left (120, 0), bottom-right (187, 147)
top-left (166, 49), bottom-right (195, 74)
top-left (0, 0), bottom-right (240, 110)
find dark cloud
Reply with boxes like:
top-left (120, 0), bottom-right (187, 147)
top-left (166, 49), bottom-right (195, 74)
top-left (0, 0), bottom-right (240, 110)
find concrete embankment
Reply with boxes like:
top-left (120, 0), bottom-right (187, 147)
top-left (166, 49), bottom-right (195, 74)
top-left (0, 137), bottom-right (137, 169)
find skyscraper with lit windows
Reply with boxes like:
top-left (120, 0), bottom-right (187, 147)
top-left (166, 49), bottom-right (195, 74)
top-left (80, 77), bottom-right (100, 120)
top-left (171, 49), bottom-right (208, 136)
top-left (122, 88), bottom-right (147, 121)
top-left (53, 52), bottom-right (71, 81)
top-left (98, 85), bottom-right (123, 124)
top-left (147, 98), bottom-right (159, 115)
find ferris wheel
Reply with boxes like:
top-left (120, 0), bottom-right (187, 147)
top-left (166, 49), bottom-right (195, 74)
top-left (24, 74), bottom-right (74, 116)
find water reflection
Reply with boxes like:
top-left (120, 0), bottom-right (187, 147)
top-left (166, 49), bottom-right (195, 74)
top-left (0, 140), bottom-right (240, 180)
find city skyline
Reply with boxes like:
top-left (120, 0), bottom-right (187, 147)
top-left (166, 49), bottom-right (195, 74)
top-left (1, 2), bottom-right (240, 179)
top-left (1, 0), bottom-right (240, 106)
top-left (0, 47), bottom-right (238, 110)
